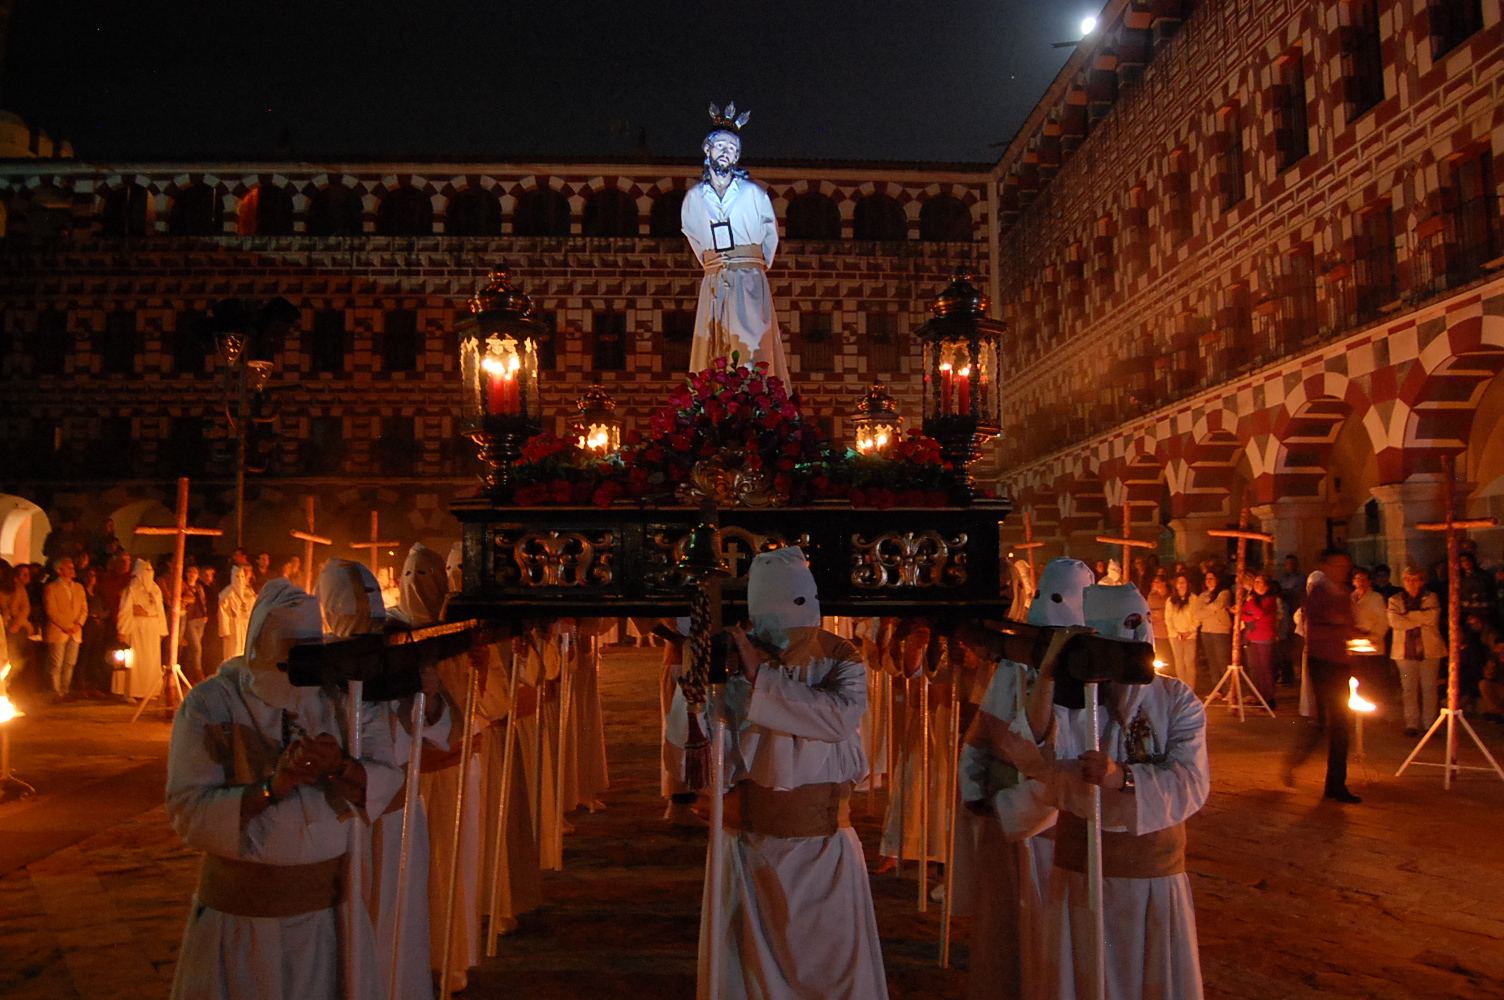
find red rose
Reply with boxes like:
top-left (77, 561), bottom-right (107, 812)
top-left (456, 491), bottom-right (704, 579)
top-left (550, 479), bottom-right (573, 503)
top-left (777, 457), bottom-right (795, 472)
top-left (592, 482), bottom-right (622, 507)
top-left (672, 433), bottom-right (693, 451)
top-left (897, 489), bottom-right (924, 507)
top-left (571, 481), bottom-right (593, 503)
top-left (625, 429), bottom-right (643, 446)
top-left (774, 473), bottom-right (793, 493)
top-left (812, 475), bottom-right (830, 493)
top-left (782, 441), bottom-right (801, 457)
top-left (713, 357), bottom-right (729, 370)
top-left (644, 447), bottom-right (664, 463)
top-left (762, 411), bottom-right (782, 429)
top-left (747, 453), bottom-right (764, 469)
top-left (925, 491), bottom-right (949, 507)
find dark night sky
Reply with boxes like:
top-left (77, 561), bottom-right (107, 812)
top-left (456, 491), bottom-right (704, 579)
top-left (2, 1), bottom-right (1088, 165)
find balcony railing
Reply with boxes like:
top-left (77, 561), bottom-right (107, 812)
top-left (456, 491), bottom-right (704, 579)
top-left (1411, 196), bottom-right (1504, 301)
top-left (1322, 245), bottom-right (1399, 337)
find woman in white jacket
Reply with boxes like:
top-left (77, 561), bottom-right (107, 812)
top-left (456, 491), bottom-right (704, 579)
top-left (1386, 566), bottom-right (1445, 736)
top-left (1165, 573), bottom-right (1200, 691)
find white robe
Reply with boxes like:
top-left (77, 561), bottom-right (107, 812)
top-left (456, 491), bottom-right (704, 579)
top-left (367, 698), bottom-right (450, 1000)
top-left (699, 628), bottom-right (888, 1000)
top-left (680, 176), bottom-right (790, 384)
top-left (217, 570), bottom-right (254, 665)
top-left (958, 659), bottom-right (1056, 1000)
top-left (166, 663), bottom-right (403, 1000)
top-left (996, 676), bottom-right (1209, 1000)
top-left (421, 655), bottom-right (484, 982)
top-left (116, 567), bottom-right (167, 699)
top-left (879, 671), bottom-right (955, 863)
top-left (476, 638), bottom-right (542, 924)
top-left (560, 628), bottom-right (609, 811)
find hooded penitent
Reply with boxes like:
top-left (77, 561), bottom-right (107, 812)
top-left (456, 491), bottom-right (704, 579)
top-left (243, 577), bottom-right (327, 716)
top-left (746, 546), bottom-right (820, 643)
top-left (445, 542), bottom-right (464, 595)
top-left (396, 543), bottom-right (449, 627)
top-left (318, 558), bottom-right (387, 638)
top-left (1028, 558), bottom-right (1096, 627)
top-left (1083, 583), bottom-right (1154, 644)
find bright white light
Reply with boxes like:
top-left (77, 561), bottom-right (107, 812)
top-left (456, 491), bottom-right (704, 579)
top-left (1081, 15), bottom-right (1098, 34)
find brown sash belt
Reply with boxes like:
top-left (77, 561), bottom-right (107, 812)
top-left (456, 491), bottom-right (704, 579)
top-left (1054, 812), bottom-right (1186, 879)
top-left (722, 780), bottom-right (852, 839)
top-left (197, 854), bottom-right (345, 918)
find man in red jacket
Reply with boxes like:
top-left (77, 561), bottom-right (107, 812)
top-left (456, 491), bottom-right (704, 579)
top-left (1283, 549), bottom-right (1363, 804)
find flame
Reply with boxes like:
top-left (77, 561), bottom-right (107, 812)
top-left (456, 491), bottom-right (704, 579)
top-left (1348, 676), bottom-right (1376, 713)
top-left (0, 695), bottom-right (20, 724)
top-left (113, 648), bottom-right (133, 668)
top-left (584, 425), bottom-right (611, 452)
top-left (1153, 659), bottom-right (1170, 674)
top-left (1346, 638), bottom-right (1378, 655)
top-left (939, 362), bottom-right (953, 373)
top-left (959, 366), bottom-right (971, 377)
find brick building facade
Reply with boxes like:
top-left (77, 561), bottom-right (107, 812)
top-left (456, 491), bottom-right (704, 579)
top-left (990, 0), bottom-right (1504, 572)
top-left (0, 157), bottom-right (987, 560)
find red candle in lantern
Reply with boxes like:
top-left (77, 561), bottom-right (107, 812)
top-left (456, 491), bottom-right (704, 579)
top-left (957, 367), bottom-right (972, 414)
top-left (940, 363), bottom-right (953, 417)
top-left (485, 360), bottom-right (507, 414)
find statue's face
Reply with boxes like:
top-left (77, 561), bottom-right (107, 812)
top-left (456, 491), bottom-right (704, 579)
top-left (703, 132), bottom-right (741, 173)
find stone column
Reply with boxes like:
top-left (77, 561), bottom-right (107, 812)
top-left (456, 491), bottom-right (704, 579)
top-left (1167, 513), bottom-right (1234, 565)
top-left (1249, 497), bottom-right (1332, 569)
top-left (1368, 478), bottom-right (1462, 573)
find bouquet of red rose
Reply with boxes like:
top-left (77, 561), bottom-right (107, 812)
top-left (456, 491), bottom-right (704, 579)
top-left (509, 431), bottom-right (611, 506)
top-left (815, 428), bottom-right (953, 508)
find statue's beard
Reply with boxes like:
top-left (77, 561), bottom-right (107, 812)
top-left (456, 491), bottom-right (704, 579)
top-left (710, 159), bottom-right (737, 177)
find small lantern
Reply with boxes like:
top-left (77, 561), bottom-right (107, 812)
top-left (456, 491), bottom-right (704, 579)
top-left (456, 269), bottom-right (547, 500)
top-left (851, 379), bottom-right (902, 454)
top-left (916, 268), bottom-right (1005, 501)
top-left (570, 384), bottom-right (621, 455)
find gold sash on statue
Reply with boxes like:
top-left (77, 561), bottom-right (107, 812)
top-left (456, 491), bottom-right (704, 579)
top-left (722, 780), bottom-right (852, 838)
top-left (197, 854), bottom-right (345, 918)
top-left (701, 244), bottom-right (766, 275)
top-left (1053, 812), bottom-right (1186, 879)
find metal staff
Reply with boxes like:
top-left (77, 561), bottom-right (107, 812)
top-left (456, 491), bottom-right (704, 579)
top-left (438, 663), bottom-right (480, 999)
top-left (917, 647), bottom-right (930, 913)
top-left (939, 638), bottom-right (962, 967)
top-left (345, 679), bottom-right (365, 1000)
top-left (553, 626), bottom-right (574, 871)
top-left (1085, 680), bottom-right (1106, 1000)
top-left (387, 691), bottom-right (427, 1000)
top-left (484, 642), bottom-right (522, 957)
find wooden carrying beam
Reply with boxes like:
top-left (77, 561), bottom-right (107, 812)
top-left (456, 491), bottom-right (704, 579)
top-left (286, 618), bottom-right (508, 700)
top-left (953, 619), bottom-right (1156, 685)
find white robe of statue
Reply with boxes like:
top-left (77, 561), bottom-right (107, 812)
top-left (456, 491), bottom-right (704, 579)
top-left (699, 548), bottom-right (888, 1000)
top-left (166, 579), bottom-right (403, 1000)
top-left (116, 558), bottom-right (167, 699)
top-left (958, 557), bottom-right (1095, 1000)
top-left (218, 565), bottom-right (255, 665)
top-left (681, 174), bottom-right (791, 384)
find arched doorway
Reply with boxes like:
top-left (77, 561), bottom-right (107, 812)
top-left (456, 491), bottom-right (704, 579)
top-left (108, 499), bottom-right (177, 558)
top-left (0, 495), bottom-right (49, 565)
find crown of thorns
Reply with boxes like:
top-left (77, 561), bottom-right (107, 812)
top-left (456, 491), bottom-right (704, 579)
top-left (707, 102), bottom-right (751, 132)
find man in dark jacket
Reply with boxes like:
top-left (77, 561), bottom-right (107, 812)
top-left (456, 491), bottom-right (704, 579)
top-left (1283, 549), bottom-right (1363, 803)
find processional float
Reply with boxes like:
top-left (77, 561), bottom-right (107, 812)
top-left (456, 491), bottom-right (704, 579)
top-left (285, 267), bottom-right (1154, 1000)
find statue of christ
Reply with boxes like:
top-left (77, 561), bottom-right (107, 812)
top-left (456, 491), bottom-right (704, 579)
top-left (679, 103), bottom-right (792, 384)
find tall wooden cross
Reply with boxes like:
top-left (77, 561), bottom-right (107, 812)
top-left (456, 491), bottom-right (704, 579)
top-left (131, 477), bottom-right (223, 721)
top-left (1094, 497), bottom-right (1156, 582)
top-left (1017, 509), bottom-right (1046, 580)
top-left (1397, 454), bottom-right (1504, 787)
top-left (349, 510), bottom-right (401, 585)
top-left (1206, 506), bottom-right (1277, 720)
top-left (290, 495), bottom-right (333, 592)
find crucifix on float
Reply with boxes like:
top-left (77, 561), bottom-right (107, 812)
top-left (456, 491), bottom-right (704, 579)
top-left (131, 477), bottom-right (223, 722)
top-left (1396, 454), bottom-right (1504, 788)
top-left (1094, 497), bottom-right (1155, 584)
top-left (1205, 506), bottom-right (1277, 720)
top-left (290, 496), bottom-right (332, 592)
top-left (349, 510), bottom-right (401, 587)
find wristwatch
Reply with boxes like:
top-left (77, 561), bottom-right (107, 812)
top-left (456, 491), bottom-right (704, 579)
top-left (258, 775), bottom-right (282, 805)
top-left (1121, 764), bottom-right (1136, 793)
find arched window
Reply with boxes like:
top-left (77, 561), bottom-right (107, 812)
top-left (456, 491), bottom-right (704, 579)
top-left (101, 184), bottom-right (150, 236)
top-left (649, 189), bottom-right (686, 237)
top-left (376, 185), bottom-right (434, 236)
top-left (238, 183), bottom-right (294, 236)
top-left (169, 183), bottom-right (222, 235)
top-left (306, 185), bottom-right (364, 236)
top-left (784, 191), bottom-right (842, 240)
top-left (582, 188), bottom-right (639, 237)
top-left (918, 195), bottom-right (972, 242)
top-left (446, 188), bottom-right (502, 236)
top-left (513, 187), bottom-right (572, 237)
top-left (852, 193), bottom-right (907, 241)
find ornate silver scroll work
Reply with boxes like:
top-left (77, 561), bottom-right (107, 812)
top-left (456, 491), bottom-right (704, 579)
top-left (850, 530), bottom-right (968, 589)
top-left (503, 530), bottom-right (615, 587)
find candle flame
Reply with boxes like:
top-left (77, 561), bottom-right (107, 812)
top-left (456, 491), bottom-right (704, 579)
top-left (1347, 676), bottom-right (1376, 713)
top-left (1153, 659), bottom-right (1170, 673)
top-left (584, 425), bottom-right (610, 452)
top-left (939, 362), bottom-right (952, 372)
top-left (959, 366), bottom-right (971, 377)
top-left (481, 356), bottom-right (503, 374)
top-left (1346, 638), bottom-right (1378, 655)
top-left (0, 693), bottom-right (21, 724)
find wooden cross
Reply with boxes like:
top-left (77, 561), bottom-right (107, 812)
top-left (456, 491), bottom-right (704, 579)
top-left (290, 495), bottom-right (333, 592)
top-left (1398, 453), bottom-right (1503, 787)
top-left (131, 477), bottom-right (223, 720)
top-left (1017, 509), bottom-right (1046, 580)
top-left (1206, 506), bottom-right (1276, 720)
top-left (1094, 498), bottom-right (1156, 581)
top-left (349, 510), bottom-right (401, 584)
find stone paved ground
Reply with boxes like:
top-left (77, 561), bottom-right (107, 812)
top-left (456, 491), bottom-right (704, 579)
top-left (2, 648), bottom-right (1503, 999)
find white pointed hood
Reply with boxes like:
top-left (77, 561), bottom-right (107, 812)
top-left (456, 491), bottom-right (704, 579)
top-left (747, 546), bottom-right (820, 642)
top-left (1083, 582), bottom-right (1153, 643)
top-left (243, 577), bottom-right (327, 714)
top-left (396, 542), bottom-right (448, 627)
top-left (317, 558), bottom-right (387, 638)
top-left (1027, 557), bottom-right (1095, 627)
